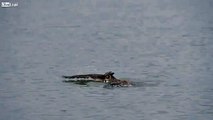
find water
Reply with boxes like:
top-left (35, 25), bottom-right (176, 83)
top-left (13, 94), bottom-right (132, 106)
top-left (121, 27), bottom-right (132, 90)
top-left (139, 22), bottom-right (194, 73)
top-left (0, 0), bottom-right (213, 120)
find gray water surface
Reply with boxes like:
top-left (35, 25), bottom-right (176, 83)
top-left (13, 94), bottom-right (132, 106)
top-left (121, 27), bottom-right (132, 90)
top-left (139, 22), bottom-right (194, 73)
top-left (0, 0), bottom-right (213, 120)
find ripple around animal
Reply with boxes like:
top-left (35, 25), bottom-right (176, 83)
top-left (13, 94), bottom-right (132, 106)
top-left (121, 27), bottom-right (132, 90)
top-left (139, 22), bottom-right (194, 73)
top-left (63, 78), bottom-right (161, 89)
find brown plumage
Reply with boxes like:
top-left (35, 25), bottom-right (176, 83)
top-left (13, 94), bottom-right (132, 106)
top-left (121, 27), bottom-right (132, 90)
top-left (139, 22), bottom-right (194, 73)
top-left (62, 71), bottom-right (132, 87)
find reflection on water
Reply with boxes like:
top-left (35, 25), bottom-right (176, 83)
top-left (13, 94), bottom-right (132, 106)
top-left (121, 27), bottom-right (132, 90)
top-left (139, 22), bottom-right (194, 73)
top-left (65, 79), bottom-right (162, 88)
top-left (0, 0), bottom-right (213, 120)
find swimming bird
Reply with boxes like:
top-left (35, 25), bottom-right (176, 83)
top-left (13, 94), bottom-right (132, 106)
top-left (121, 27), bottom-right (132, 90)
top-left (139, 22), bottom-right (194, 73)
top-left (62, 71), bottom-right (133, 87)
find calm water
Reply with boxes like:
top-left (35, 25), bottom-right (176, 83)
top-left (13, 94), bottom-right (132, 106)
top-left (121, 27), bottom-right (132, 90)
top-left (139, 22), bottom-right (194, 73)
top-left (1, 0), bottom-right (213, 120)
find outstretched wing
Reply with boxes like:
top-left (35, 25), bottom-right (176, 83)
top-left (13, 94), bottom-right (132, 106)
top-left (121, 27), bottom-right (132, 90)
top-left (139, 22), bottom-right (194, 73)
top-left (62, 74), bottom-right (106, 80)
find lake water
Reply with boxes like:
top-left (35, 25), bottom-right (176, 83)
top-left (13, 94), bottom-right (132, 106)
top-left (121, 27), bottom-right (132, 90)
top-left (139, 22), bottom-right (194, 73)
top-left (0, 0), bottom-right (213, 120)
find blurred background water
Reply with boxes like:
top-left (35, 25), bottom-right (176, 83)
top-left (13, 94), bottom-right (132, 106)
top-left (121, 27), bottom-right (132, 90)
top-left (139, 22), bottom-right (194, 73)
top-left (0, 0), bottom-right (213, 120)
